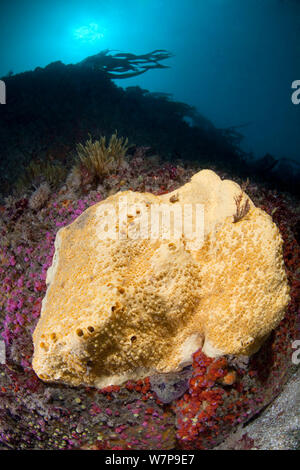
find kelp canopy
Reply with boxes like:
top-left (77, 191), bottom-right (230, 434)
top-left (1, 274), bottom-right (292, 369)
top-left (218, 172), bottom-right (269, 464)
top-left (78, 49), bottom-right (173, 79)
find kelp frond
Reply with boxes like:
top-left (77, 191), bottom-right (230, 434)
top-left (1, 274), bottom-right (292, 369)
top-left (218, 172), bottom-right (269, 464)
top-left (78, 49), bottom-right (173, 79)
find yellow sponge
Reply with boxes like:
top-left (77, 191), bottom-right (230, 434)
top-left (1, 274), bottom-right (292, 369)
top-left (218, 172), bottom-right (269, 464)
top-left (32, 170), bottom-right (290, 388)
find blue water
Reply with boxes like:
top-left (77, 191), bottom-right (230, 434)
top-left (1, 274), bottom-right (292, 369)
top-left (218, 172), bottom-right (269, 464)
top-left (1, 0), bottom-right (299, 161)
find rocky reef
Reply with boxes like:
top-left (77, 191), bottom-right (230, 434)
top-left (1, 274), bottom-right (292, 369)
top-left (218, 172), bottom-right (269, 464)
top-left (1, 52), bottom-right (299, 201)
top-left (0, 52), bottom-right (299, 450)
top-left (0, 54), bottom-right (247, 199)
top-left (32, 170), bottom-right (289, 388)
top-left (0, 150), bottom-right (299, 449)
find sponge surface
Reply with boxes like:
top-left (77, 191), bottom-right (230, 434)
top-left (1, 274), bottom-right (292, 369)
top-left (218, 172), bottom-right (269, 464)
top-left (32, 170), bottom-right (290, 388)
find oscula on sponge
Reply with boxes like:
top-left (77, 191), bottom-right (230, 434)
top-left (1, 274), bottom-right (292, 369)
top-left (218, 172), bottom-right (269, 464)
top-left (32, 170), bottom-right (290, 388)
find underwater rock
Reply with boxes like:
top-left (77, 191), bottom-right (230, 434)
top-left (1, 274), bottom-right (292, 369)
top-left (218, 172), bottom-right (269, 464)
top-left (216, 368), bottom-right (300, 450)
top-left (32, 169), bottom-right (290, 388)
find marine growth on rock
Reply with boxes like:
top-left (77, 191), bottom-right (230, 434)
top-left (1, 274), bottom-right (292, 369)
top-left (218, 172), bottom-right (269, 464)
top-left (32, 170), bottom-right (290, 388)
top-left (0, 151), bottom-right (299, 450)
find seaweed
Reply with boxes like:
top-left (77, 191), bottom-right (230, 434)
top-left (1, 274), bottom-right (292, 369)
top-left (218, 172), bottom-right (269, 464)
top-left (233, 192), bottom-right (251, 223)
top-left (79, 49), bottom-right (173, 79)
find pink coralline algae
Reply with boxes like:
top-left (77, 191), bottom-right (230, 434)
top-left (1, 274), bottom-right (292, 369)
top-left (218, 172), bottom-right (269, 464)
top-left (0, 150), bottom-right (299, 450)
